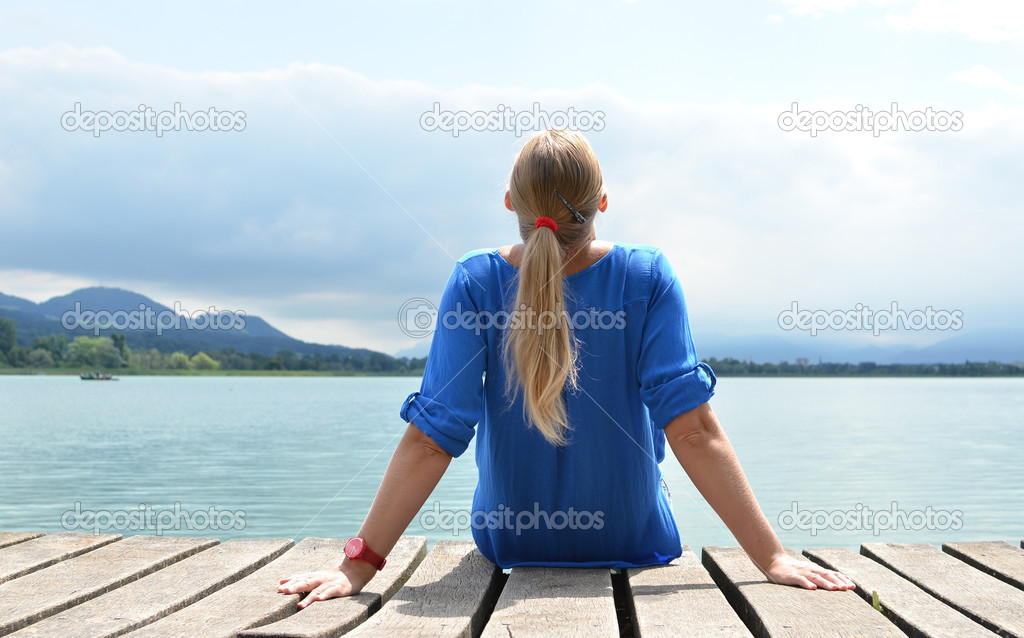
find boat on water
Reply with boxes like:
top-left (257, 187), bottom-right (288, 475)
top-left (80, 372), bottom-right (117, 381)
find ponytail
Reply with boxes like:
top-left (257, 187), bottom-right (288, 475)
top-left (502, 130), bottom-right (604, 446)
top-left (502, 220), bottom-right (579, 446)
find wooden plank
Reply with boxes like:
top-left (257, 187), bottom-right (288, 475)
top-left (626, 547), bottom-right (751, 637)
top-left (238, 536), bottom-right (428, 638)
top-left (346, 540), bottom-right (502, 638)
top-left (8, 538), bottom-right (292, 638)
top-left (0, 533), bottom-right (45, 550)
top-left (943, 541), bottom-right (1024, 591)
top-left (481, 566), bottom-right (617, 637)
top-left (0, 534), bottom-right (217, 636)
top-left (702, 546), bottom-right (903, 637)
top-left (0, 532), bottom-right (121, 583)
top-left (120, 537), bottom-right (357, 638)
top-left (805, 547), bottom-right (995, 638)
top-left (862, 542), bottom-right (1024, 637)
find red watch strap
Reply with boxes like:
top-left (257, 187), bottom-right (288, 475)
top-left (346, 537), bottom-right (387, 571)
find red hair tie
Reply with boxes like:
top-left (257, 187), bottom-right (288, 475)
top-left (535, 217), bottom-right (558, 232)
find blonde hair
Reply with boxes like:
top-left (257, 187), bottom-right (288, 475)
top-left (502, 130), bottom-right (605, 446)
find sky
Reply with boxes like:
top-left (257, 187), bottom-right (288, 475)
top-left (0, 0), bottom-right (1021, 355)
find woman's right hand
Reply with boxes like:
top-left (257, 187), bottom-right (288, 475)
top-left (763, 553), bottom-right (856, 591)
top-left (277, 559), bottom-right (378, 608)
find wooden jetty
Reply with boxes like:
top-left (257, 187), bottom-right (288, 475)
top-left (0, 531), bottom-right (1022, 637)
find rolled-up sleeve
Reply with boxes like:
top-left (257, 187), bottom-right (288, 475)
top-left (638, 250), bottom-right (716, 429)
top-left (399, 260), bottom-right (487, 457)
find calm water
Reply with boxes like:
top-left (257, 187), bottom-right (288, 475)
top-left (0, 376), bottom-right (1021, 551)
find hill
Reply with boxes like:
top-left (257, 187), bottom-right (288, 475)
top-left (0, 287), bottom-right (378, 359)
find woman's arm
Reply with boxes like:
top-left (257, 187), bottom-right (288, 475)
top-left (277, 423), bottom-right (453, 607)
top-left (664, 402), bottom-right (854, 591)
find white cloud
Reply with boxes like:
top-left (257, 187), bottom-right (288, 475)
top-left (885, 0), bottom-right (1024, 41)
top-left (950, 65), bottom-right (1024, 96)
top-left (781, 0), bottom-right (860, 17)
top-left (779, 0), bottom-right (1024, 41)
top-left (0, 270), bottom-right (99, 303)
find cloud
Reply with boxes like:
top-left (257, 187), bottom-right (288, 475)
top-left (950, 65), bottom-right (1024, 96)
top-left (0, 269), bottom-right (99, 303)
top-left (781, 0), bottom-right (860, 17)
top-left (885, 0), bottom-right (1024, 42)
top-left (779, 0), bottom-right (1024, 41)
top-left (1, 45), bottom-right (1021, 353)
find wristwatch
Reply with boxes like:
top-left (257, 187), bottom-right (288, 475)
top-left (344, 537), bottom-right (387, 571)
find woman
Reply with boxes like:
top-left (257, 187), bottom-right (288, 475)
top-left (279, 130), bottom-right (854, 606)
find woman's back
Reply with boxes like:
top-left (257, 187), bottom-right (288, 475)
top-left (400, 242), bottom-right (716, 567)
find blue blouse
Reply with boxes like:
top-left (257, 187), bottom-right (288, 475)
top-left (400, 243), bottom-right (716, 568)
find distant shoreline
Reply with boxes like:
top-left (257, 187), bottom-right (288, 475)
top-left (2, 363), bottom-right (1022, 378)
top-left (0, 368), bottom-right (422, 377)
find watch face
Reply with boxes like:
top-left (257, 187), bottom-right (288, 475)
top-left (345, 537), bottom-right (365, 559)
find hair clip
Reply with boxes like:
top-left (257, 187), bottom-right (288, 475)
top-left (554, 189), bottom-right (587, 224)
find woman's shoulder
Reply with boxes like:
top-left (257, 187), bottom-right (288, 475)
top-left (447, 248), bottom-right (508, 288)
top-left (455, 247), bottom-right (503, 272)
top-left (605, 242), bottom-right (674, 277)
top-left (458, 247), bottom-right (500, 263)
top-left (609, 242), bottom-right (665, 260)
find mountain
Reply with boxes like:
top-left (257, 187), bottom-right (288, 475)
top-left (393, 341), bottom-right (431, 360)
top-left (887, 333), bottom-right (1024, 365)
top-left (695, 332), bottom-right (1024, 365)
top-left (0, 286), bottom-right (376, 359)
top-left (35, 288), bottom-right (171, 319)
top-left (0, 292), bottom-right (37, 314)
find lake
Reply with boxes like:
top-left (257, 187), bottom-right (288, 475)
top-left (1, 376), bottom-right (1021, 552)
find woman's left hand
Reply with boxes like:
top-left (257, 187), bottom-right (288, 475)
top-left (763, 554), bottom-right (856, 591)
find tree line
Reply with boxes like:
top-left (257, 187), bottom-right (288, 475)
top-left (704, 357), bottom-right (1024, 377)
top-left (0, 320), bottom-right (425, 374)
top-left (2, 319), bottom-right (1021, 376)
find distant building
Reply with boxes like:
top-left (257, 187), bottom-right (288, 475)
top-left (795, 358), bottom-right (810, 367)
